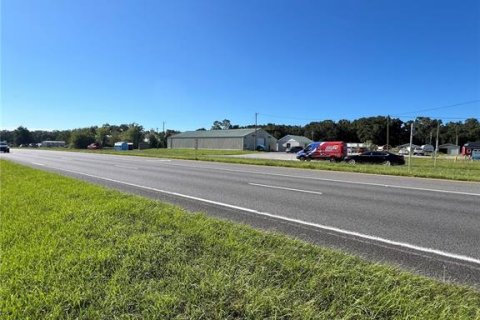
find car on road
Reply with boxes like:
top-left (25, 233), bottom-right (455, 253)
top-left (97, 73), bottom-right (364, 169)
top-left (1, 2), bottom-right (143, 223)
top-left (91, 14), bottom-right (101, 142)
top-left (0, 142), bottom-right (10, 153)
top-left (344, 151), bottom-right (405, 166)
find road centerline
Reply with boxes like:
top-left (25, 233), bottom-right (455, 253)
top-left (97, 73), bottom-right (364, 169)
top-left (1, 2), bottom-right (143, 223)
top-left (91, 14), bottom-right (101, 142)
top-left (249, 182), bottom-right (323, 195)
top-left (161, 162), bottom-right (480, 197)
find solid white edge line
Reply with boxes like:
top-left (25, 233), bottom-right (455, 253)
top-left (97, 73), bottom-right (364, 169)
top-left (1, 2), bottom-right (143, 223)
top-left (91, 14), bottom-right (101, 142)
top-left (249, 182), bottom-right (323, 195)
top-left (49, 166), bottom-right (480, 266)
top-left (31, 162), bottom-right (45, 166)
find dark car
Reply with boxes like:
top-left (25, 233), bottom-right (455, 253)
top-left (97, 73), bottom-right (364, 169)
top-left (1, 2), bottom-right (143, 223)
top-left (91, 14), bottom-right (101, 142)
top-left (286, 146), bottom-right (303, 153)
top-left (344, 151), bottom-right (405, 166)
top-left (0, 142), bottom-right (10, 153)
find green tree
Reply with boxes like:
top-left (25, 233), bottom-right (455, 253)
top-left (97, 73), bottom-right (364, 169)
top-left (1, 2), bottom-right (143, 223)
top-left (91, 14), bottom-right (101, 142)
top-left (96, 124), bottom-right (111, 146)
top-left (70, 129), bottom-right (95, 149)
top-left (122, 123), bottom-right (144, 148)
top-left (211, 119), bottom-right (232, 130)
top-left (13, 126), bottom-right (32, 146)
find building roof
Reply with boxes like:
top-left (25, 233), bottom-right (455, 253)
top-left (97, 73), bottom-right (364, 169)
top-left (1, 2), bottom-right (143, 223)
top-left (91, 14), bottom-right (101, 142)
top-left (438, 143), bottom-right (460, 148)
top-left (169, 128), bottom-right (266, 139)
top-left (464, 142), bottom-right (480, 147)
top-left (278, 135), bottom-right (312, 144)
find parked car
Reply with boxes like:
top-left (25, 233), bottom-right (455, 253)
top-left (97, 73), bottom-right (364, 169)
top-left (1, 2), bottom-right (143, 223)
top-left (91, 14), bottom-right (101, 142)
top-left (413, 147), bottom-right (425, 156)
top-left (344, 151), bottom-right (405, 166)
top-left (87, 142), bottom-right (102, 150)
top-left (286, 146), bottom-right (303, 153)
top-left (0, 142), bottom-right (10, 153)
top-left (256, 144), bottom-right (266, 151)
top-left (296, 141), bottom-right (347, 162)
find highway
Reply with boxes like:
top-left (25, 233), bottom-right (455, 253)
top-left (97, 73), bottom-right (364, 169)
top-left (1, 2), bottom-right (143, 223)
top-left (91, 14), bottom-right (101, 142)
top-left (2, 149), bottom-right (480, 286)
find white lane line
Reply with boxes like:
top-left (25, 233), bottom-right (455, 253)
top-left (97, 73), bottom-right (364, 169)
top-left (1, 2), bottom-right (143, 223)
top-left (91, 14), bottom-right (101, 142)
top-left (249, 183), bottom-right (323, 195)
top-left (114, 165), bottom-right (138, 170)
top-left (31, 162), bottom-right (45, 166)
top-left (163, 163), bottom-right (480, 197)
top-left (44, 166), bottom-right (480, 266)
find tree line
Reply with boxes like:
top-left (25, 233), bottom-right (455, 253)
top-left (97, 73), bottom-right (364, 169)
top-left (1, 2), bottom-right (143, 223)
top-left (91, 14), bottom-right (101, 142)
top-left (1, 117), bottom-right (479, 148)
top-left (0, 123), bottom-right (179, 149)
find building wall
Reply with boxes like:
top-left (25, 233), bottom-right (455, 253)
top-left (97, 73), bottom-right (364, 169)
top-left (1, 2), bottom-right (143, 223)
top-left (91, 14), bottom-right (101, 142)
top-left (277, 139), bottom-right (304, 152)
top-left (168, 129), bottom-right (278, 150)
top-left (169, 137), bottom-right (244, 150)
top-left (243, 131), bottom-right (277, 151)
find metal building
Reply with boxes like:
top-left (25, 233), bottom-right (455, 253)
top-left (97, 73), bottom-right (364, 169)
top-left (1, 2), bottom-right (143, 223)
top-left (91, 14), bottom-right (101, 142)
top-left (276, 135), bottom-right (312, 152)
top-left (167, 129), bottom-right (277, 151)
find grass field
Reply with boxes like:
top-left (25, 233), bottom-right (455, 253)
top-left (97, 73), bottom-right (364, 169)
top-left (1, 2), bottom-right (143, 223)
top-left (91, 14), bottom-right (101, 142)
top-left (1, 160), bottom-right (479, 319)
top-left (52, 147), bottom-right (480, 182)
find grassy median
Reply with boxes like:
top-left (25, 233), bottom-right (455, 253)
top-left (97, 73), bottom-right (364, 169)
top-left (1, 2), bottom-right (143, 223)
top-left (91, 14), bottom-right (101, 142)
top-left (1, 160), bottom-right (479, 319)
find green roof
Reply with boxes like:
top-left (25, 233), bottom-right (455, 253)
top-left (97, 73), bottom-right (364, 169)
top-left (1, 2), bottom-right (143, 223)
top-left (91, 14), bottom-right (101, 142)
top-left (170, 129), bottom-right (263, 139)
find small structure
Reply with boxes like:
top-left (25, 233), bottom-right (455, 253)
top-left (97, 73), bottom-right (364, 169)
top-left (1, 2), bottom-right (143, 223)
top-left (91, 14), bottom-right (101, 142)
top-left (41, 141), bottom-right (66, 148)
top-left (168, 128), bottom-right (277, 151)
top-left (277, 135), bottom-right (312, 152)
top-left (462, 142), bottom-right (480, 159)
top-left (347, 142), bottom-right (368, 155)
top-left (438, 143), bottom-right (460, 155)
top-left (114, 141), bottom-right (129, 151)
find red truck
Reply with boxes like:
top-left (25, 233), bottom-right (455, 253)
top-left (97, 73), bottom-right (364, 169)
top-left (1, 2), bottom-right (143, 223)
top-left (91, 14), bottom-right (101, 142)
top-left (296, 141), bottom-right (347, 162)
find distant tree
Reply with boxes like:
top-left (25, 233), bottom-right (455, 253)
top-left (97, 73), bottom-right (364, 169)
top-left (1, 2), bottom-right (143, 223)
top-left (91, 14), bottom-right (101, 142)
top-left (0, 130), bottom-right (14, 143)
top-left (146, 131), bottom-right (159, 148)
top-left (353, 117), bottom-right (389, 145)
top-left (196, 128), bottom-right (206, 131)
top-left (70, 129), bottom-right (95, 148)
top-left (304, 120), bottom-right (336, 141)
top-left (463, 118), bottom-right (480, 143)
top-left (211, 119), bottom-right (232, 130)
top-left (335, 119), bottom-right (358, 142)
top-left (122, 123), bottom-right (144, 148)
top-left (13, 126), bottom-right (32, 146)
top-left (96, 124), bottom-right (111, 146)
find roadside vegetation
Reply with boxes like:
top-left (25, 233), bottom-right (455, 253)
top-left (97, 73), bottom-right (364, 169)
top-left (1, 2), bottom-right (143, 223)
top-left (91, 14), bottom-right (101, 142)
top-left (1, 160), bottom-right (479, 319)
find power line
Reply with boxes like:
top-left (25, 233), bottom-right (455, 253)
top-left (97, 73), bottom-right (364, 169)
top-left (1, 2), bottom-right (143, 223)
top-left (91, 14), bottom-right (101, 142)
top-left (391, 99), bottom-right (480, 117)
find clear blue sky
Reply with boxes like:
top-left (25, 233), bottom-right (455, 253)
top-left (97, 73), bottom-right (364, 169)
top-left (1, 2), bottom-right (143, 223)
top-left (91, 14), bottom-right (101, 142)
top-left (2, 0), bottom-right (479, 131)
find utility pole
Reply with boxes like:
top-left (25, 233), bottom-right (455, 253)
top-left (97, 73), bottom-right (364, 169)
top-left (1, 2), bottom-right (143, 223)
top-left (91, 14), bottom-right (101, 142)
top-left (408, 122), bottom-right (414, 171)
top-left (434, 122), bottom-right (440, 168)
top-left (162, 121), bottom-right (165, 135)
top-left (254, 112), bottom-right (258, 150)
top-left (455, 125), bottom-right (458, 146)
top-left (386, 115), bottom-right (390, 151)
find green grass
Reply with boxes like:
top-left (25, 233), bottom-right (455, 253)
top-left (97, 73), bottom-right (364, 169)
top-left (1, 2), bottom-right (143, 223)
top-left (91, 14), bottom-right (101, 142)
top-left (1, 160), bottom-right (479, 319)
top-left (47, 147), bottom-right (480, 181)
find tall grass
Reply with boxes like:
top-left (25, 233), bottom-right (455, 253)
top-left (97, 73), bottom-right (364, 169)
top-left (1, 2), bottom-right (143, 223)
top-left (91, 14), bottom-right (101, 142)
top-left (1, 160), bottom-right (479, 319)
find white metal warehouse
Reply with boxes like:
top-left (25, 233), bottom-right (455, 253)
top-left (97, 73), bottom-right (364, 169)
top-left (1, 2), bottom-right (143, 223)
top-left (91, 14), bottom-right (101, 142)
top-left (167, 128), bottom-right (278, 151)
top-left (276, 135), bottom-right (312, 152)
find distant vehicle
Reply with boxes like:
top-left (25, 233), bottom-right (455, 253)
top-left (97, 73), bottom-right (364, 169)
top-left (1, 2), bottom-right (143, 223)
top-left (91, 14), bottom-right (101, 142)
top-left (0, 142), bottom-right (10, 153)
top-left (87, 142), bottom-right (102, 150)
top-left (286, 146), bottom-right (303, 153)
top-left (256, 144), bottom-right (266, 151)
top-left (398, 148), bottom-right (409, 155)
top-left (421, 144), bottom-right (435, 153)
top-left (344, 151), bottom-right (405, 166)
top-left (296, 141), bottom-right (347, 162)
top-left (413, 147), bottom-right (425, 156)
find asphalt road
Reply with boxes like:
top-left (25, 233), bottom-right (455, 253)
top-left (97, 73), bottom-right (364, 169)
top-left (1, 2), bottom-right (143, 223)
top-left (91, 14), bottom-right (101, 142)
top-left (3, 149), bottom-right (480, 287)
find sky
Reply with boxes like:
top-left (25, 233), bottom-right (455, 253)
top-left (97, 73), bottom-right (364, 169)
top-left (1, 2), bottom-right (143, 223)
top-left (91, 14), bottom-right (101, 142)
top-left (1, 0), bottom-right (479, 132)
